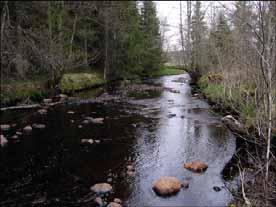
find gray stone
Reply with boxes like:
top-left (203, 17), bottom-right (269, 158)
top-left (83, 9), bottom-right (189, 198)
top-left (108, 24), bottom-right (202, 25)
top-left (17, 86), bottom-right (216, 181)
top-left (90, 183), bottom-right (112, 194)
top-left (0, 135), bottom-right (8, 147)
top-left (23, 125), bottom-right (32, 134)
top-left (32, 124), bottom-right (46, 129)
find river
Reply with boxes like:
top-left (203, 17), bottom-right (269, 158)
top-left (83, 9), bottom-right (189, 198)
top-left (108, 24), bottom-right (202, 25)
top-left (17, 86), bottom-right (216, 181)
top-left (0, 73), bottom-right (236, 207)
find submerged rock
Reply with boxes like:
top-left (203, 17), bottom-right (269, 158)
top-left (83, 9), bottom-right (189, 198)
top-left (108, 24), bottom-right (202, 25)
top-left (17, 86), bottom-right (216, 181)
top-left (184, 160), bottom-right (208, 173)
top-left (23, 126), bottom-right (32, 134)
top-left (81, 139), bottom-right (94, 144)
top-left (221, 115), bottom-right (246, 134)
top-left (67, 111), bottom-right (75, 114)
top-left (32, 124), bottom-right (46, 129)
top-left (213, 186), bottom-right (221, 192)
top-left (0, 135), bottom-right (8, 147)
top-left (167, 113), bottom-right (176, 118)
top-left (107, 202), bottom-right (121, 207)
top-left (11, 135), bottom-right (19, 140)
top-left (152, 176), bottom-right (182, 196)
top-left (43, 99), bottom-right (52, 104)
top-left (16, 131), bottom-right (23, 136)
top-left (90, 183), bottom-right (112, 194)
top-left (37, 109), bottom-right (47, 115)
top-left (94, 197), bottom-right (103, 206)
top-left (113, 198), bottom-right (122, 204)
top-left (92, 118), bottom-right (104, 124)
top-left (0, 124), bottom-right (10, 131)
top-left (182, 181), bottom-right (189, 189)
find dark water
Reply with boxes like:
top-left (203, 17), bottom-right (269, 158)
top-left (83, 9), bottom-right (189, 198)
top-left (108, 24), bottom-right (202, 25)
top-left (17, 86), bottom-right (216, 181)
top-left (0, 74), bottom-right (236, 207)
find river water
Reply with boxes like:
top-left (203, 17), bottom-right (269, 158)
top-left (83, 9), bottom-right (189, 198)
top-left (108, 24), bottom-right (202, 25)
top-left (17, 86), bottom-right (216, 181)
top-left (0, 73), bottom-right (236, 207)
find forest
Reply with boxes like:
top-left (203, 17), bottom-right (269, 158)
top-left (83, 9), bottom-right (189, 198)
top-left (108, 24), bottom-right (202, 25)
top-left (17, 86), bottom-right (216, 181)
top-left (0, 1), bottom-right (276, 207)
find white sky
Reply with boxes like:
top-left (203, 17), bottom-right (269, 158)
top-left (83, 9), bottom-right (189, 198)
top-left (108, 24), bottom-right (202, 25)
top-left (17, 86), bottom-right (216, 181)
top-left (155, 1), bottom-right (235, 51)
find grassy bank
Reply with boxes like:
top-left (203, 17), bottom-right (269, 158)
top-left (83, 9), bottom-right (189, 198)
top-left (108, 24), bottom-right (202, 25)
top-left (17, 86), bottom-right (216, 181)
top-left (1, 77), bottom-right (48, 106)
top-left (148, 66), bottom-right (185, 77)
top-left (198, 72), bottom-right (257, 128)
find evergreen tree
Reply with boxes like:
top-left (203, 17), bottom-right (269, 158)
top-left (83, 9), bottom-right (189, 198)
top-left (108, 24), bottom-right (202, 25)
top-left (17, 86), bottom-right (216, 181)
top-left (141, 1), bottom-right (163, 73)
top-left (191, 1), bottom-right (207, 71)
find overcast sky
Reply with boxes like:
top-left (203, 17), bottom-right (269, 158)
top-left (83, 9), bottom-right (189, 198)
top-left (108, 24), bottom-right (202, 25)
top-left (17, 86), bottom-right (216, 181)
top-left (155, 1), bottom-right (235, 51)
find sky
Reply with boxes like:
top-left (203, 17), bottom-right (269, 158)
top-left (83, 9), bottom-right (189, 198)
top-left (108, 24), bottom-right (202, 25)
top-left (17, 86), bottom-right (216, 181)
top-left (155, 1), bottom-right (235, 51)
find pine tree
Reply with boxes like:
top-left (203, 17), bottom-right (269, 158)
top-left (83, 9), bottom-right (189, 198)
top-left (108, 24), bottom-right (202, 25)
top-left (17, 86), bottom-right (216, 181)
top-left (141, 1), bottom-right (163, 73)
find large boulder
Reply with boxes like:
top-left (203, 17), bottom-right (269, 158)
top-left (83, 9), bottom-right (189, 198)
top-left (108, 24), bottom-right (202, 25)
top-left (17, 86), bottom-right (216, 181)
top-left (221, 115), bottom-right (246, 134)
top-left (152, 176), bottom-right (182, 196)
top-left (32, 124), bottom-right (46, 129)
top-left (184, 160), bottom-right (208, 173)
top-left (90, 183), bottom-right (112, 194)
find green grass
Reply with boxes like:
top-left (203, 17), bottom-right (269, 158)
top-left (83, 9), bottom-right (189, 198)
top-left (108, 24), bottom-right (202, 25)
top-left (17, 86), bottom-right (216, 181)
top-left (148, 66), bottom-right (185, 77)
top-left (1, 78), bottom-right (47, 105)
top-left (198, 74), bottom-right (257, 128)
top-left (60, 72), bottom-right (105, 94)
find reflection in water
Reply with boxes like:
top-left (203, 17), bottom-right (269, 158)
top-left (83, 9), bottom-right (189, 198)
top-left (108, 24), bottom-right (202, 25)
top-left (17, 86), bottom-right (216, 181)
top-left (0, 74), bottom-right (236, 207)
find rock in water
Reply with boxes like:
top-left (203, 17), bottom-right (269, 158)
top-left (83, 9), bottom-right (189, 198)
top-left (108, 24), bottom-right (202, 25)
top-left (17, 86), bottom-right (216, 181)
top-left (94, 197), bottom-right (103, 206)
top-left (23, 126), bottom-right (32, 134)
top-left (182, 181), bottom-right (189, 189)
top-left (0, 135), bottom-right (8, 147)
top-left (221, 115), bottom-right (246, 134)
top-left (92, 118), bottom-right (104, 124)
top-left (113, 198), bottom-right (122, 204)
top-left (184, 160), bottom-right (208, 173)
top-left (152, 176), bottom-right (182, 196)
top-left (37, 109), bottom-right (47, 115)
top-left (90, 183), bottom-right (112, 194)
top-left (213, 186), bottom-right (221, 192)
top-left (32, 124), bottom-right (46, 129)
top-left (0, 124), bottom-right (10, 131)
top-left (107, 202), bottom-right (122, 207)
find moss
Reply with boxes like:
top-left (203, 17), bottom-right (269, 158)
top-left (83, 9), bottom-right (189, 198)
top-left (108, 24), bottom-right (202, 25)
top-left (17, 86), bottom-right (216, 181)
top-left (60, 72), bottom-right (105, 94)
top-left (148, 66), bottom-right (185, 77)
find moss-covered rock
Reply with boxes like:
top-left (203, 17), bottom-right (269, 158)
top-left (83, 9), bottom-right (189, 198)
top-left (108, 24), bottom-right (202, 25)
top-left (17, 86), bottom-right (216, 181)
top-left (59, 72), bottom-right (105, 94)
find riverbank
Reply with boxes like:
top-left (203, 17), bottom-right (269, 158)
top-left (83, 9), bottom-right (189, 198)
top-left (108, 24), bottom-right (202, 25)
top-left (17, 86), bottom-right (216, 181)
top-left (189, 71), bottom-right (276, 206)
top-left (1, 66), bottom-right (185, 108)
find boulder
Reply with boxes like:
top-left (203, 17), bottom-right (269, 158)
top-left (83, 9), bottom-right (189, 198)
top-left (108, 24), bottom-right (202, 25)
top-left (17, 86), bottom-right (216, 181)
top-left (0, 135), bottom-right (8, 147)
top-left (90, 183), bottom-right (112, 194)
top-left (0, 124), bottom-right (10, 131)
top-left (32, 124), bottom-right (46, 129)
top-left (94, 140), bottom-right (100, 144)
top-left (184, 160), bottom-right (208, 173)
top-left (23, 125), bottom-right (32, 134)
top-left (107, 202), bottom-right (121, 207)
top-left (67, 111), bottom-right (75, 114)
top-left (221, 115), bottom-right (246, 134)
top-left (152, 176), bottom-right (182, 196)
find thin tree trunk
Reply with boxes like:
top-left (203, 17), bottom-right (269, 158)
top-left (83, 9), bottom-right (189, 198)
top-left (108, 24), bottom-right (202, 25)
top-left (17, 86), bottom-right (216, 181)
top-left (69, 14), bottom-right (78, 59)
